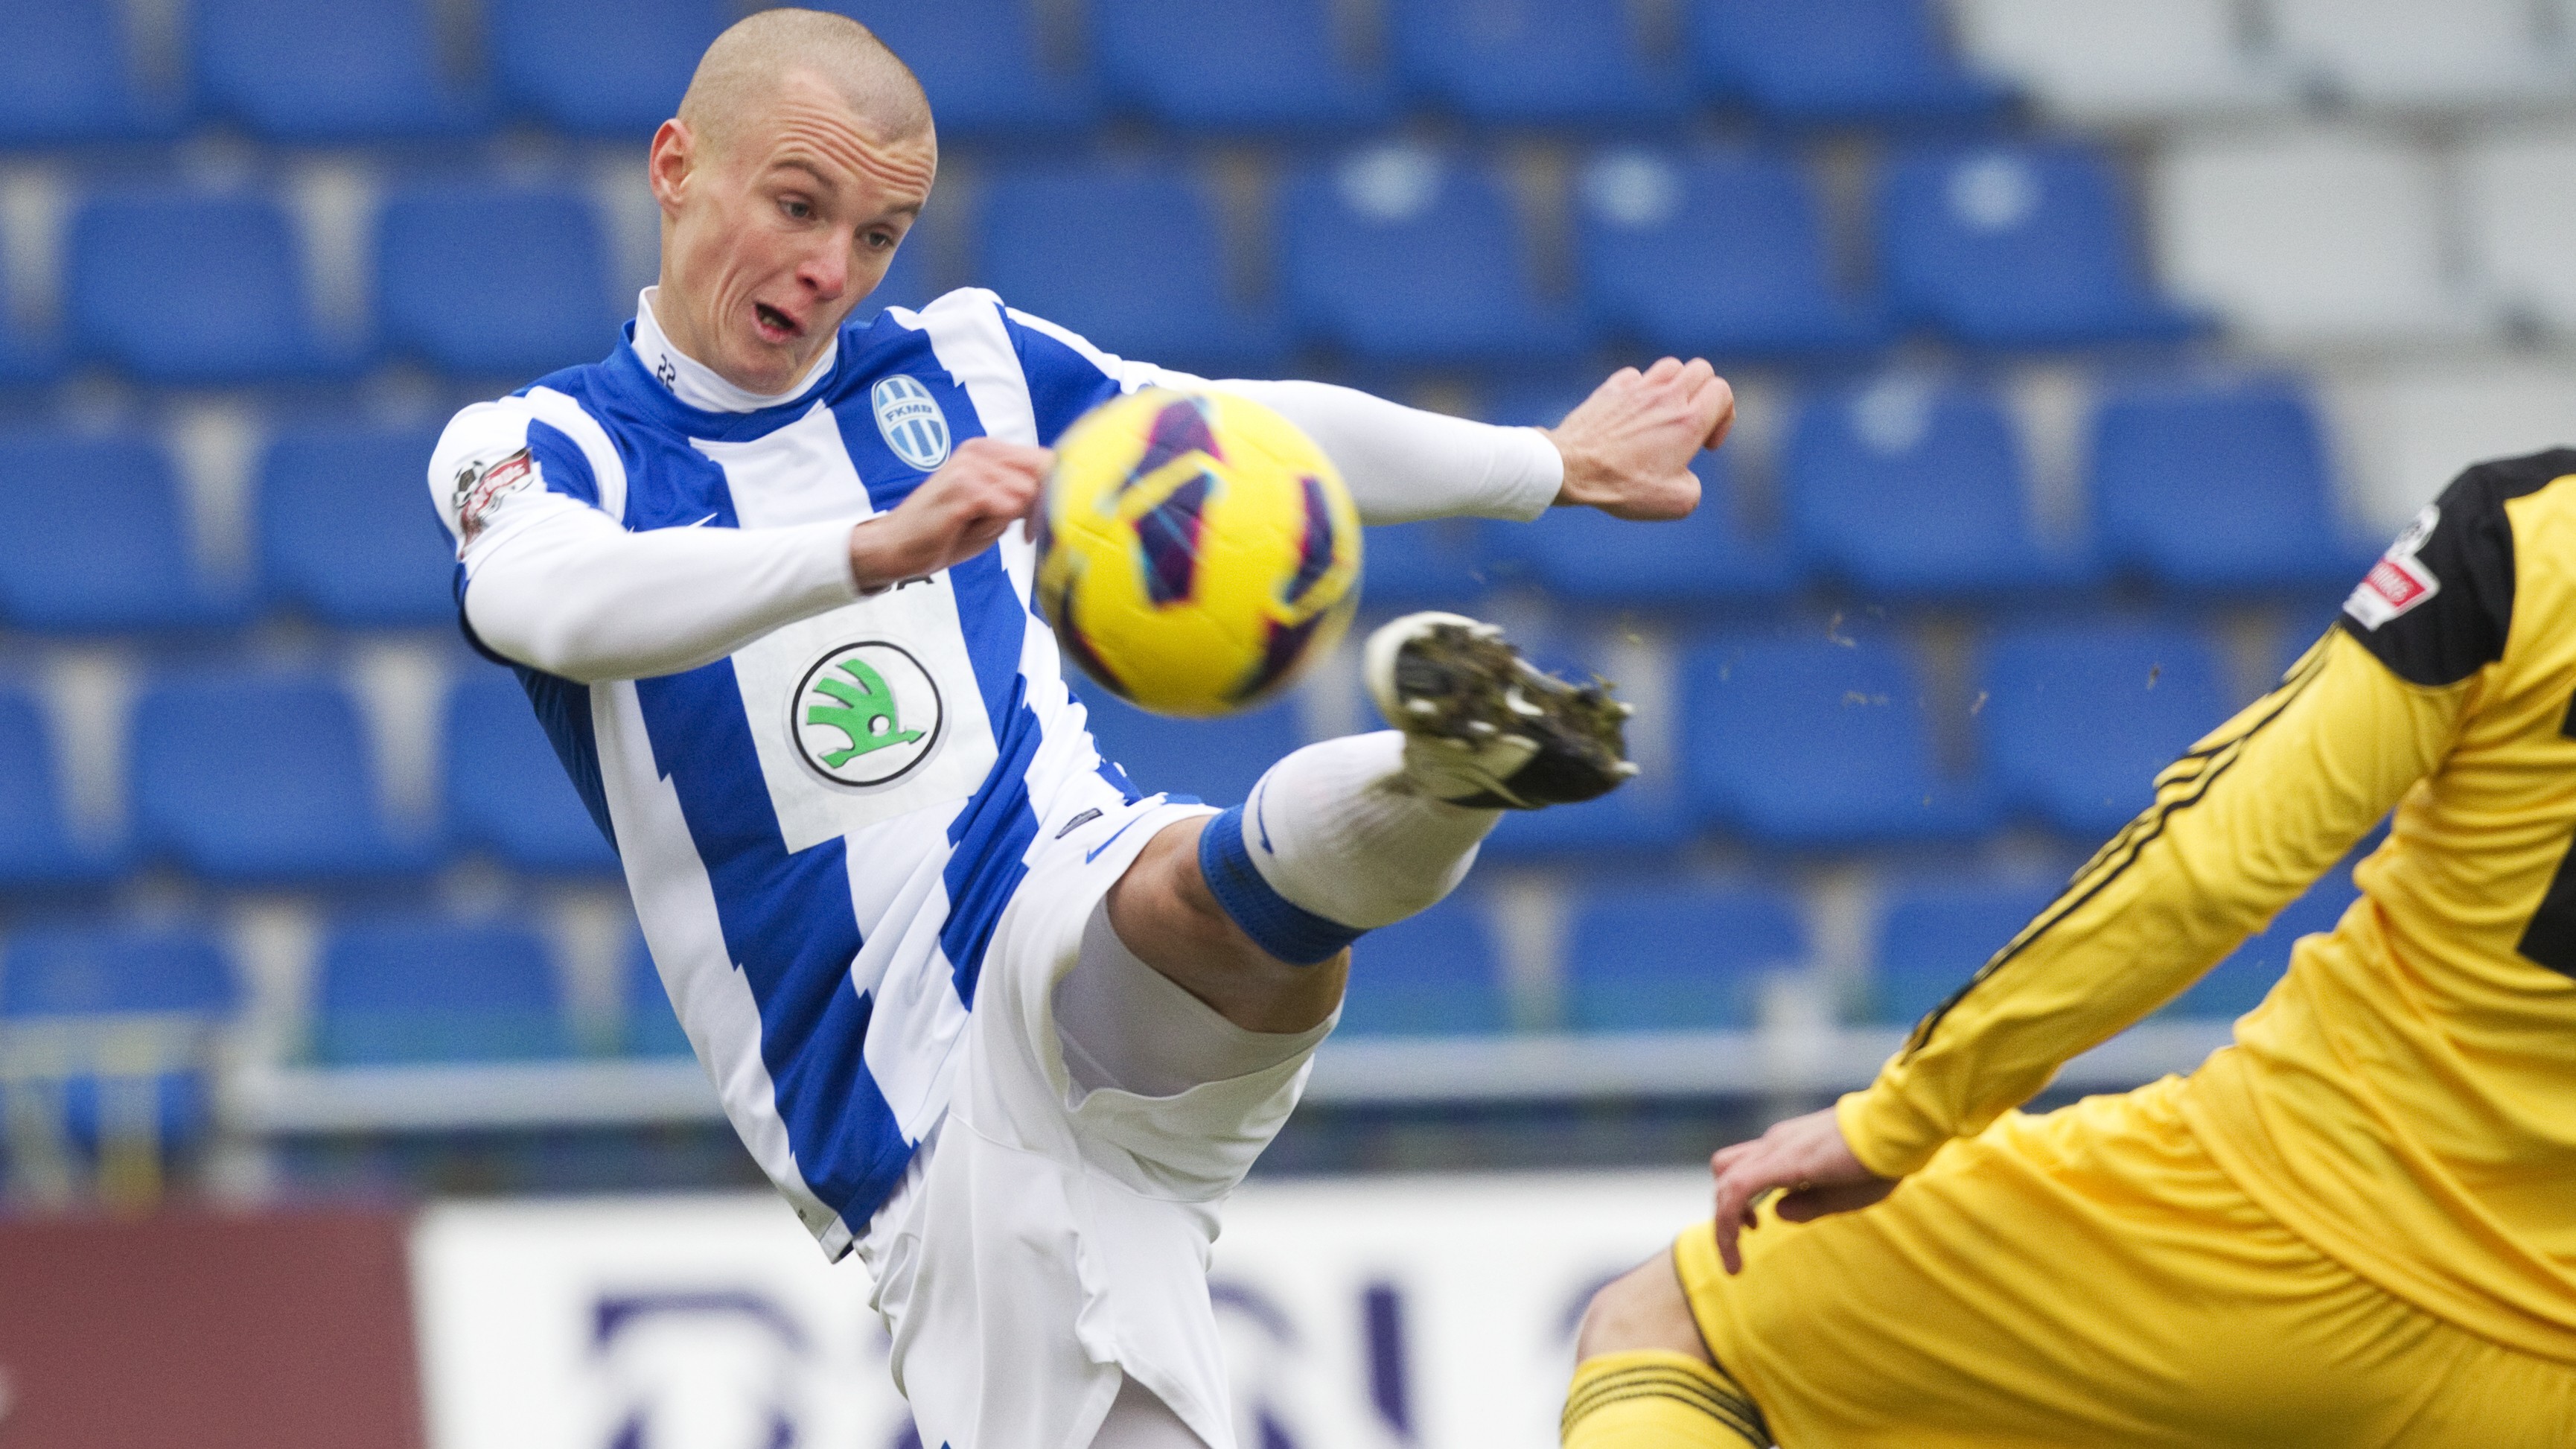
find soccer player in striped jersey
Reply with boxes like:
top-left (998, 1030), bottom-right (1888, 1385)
top-left (1566, 451), bottom-right (2576, 1446)
top-left (427, 11), bottom-right (1729, 1448)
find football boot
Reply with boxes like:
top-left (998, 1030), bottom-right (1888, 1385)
top-left (1363, 611), bottom-right (1639, 809)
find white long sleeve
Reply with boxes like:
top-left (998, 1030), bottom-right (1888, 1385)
top-left (1211, 378), bottom-right (1564, 524)
top-left (463, 502), bottom-right (861, 684)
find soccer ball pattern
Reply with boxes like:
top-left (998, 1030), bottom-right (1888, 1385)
top-left (1035, 387), bottom-right (1363, 717)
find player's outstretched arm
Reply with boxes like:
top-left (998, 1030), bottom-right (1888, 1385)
top-left (1546, 355), bottom-right (1735, 520)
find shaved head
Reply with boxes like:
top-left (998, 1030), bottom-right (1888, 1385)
top-left (678, 7), bottom-right (933, 159)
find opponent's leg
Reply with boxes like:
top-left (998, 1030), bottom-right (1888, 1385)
top-left (1108, 613), bottom-right (1636, 1031)
top-left (1563, 1256), bottom-right (1772, 1448)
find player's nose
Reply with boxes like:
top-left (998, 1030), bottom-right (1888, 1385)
top-left (797, 232), bottom-right (851, 299)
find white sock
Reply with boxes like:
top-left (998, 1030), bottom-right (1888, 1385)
top-left (1197, 731), bottom-right (1501, 965)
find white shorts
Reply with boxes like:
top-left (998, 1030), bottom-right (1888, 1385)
top-left (855, 786), bottom-right (1327, 1449)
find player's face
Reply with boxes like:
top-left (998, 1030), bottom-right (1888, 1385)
top-left (654, 71), bottom-right (937, 394)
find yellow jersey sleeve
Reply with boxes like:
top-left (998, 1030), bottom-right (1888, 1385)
top-left (1837, 628), bottom-right (2473, 1179)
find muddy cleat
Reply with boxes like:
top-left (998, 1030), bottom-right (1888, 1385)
top-left (1363, 611), bottom-right (1639, 809)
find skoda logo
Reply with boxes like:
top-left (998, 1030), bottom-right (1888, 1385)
top-left (872, 375), bottom-right (951, 471)
top-left (791, 641), bottom-right (942, 786)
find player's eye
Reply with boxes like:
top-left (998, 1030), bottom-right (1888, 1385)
top-left (780, 197), bottom-right (813, 221)
top-left (864, 229), bottom-right (896, 251)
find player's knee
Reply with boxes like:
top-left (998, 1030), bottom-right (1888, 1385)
top-left (1576, 1254), bottom-right (1712, 1364)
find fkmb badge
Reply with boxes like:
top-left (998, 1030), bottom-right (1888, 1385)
top-left (872, 375), bottom-right (951, 471)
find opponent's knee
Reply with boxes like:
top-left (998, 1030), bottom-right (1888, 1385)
top-left (1577, 1255), bottom-right (1710, 1362)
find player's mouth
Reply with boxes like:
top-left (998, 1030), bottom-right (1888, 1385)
top-left (752, 301), bottom-right (803, 343)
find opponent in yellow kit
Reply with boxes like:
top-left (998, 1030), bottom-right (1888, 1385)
top-left (1563, 450), bottom-right (2576, 1447)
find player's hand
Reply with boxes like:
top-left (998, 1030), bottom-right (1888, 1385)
top-left (849, 437), bottom-right (1051, 589)
top-left (1708, 1106), bottom-right (1895, 1276)
top-left (1544, 356), bottom-right (1734, 521)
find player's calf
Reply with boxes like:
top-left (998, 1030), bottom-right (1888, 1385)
top-left (1565, 1255), bottom-right (1773, 1448)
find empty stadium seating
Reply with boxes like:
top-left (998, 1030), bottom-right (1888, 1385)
top-left (1339, 895), bottom-right (1508, 1034)
top-left (1078, 690), bottom-right (1304, 807)
top-left (1952, 0), bottom-right (2295, 124)
top-left (66, 192), bottom-right (338, 385)
top-left (816, 0), bottom-right (1095, 138)
top-left (0, 926), bottom-right (237, 1155)
top-left (0, 689), bottom-right (105, 889)
top-left (1686, 0), bottom-right (2014, 128)
top-left (2269, 0), bottom-right (2575, 111)
top-left (0, 432), bottom-right (247, 633)
top-left (194, 0), bottom-right (488, 142)
top-left (2460, 126), bottom-right (2576, 337)
top-left (376, 185), bottom-right (619, 378)
top-left (1563, 885), bottom-right (1805, 1031)
top-left (2088, 378), bottom-right (2368, 593)
top-left (1282, 147), bottom-right (1588, 366)
top-left (488, 0), bottom-right (728, 138)
top-left (1780, 380), bottom-right (2087, 599)
top-left (442, 669), bottom-right (619, 875)
top-left (0, 1), bottom-right (177, 144)
top-left (1094, 0), bottom-right (1391, 133)
top-left (1359, 518), bottom-right (1493, 613)
top-left (258, 425), bottom-right (456, 628)
top-left (129, 672), bottom-right (430, 884)
top-left (976, 166), bottom-right (1284, 374)
top-left (1494, 467), bottom-right (1794, 609)
top-left (1977, 621), bottom-right (2230, 839)
top-left (1389, 0), bottom-right (1685, 127)
top-left (1869, 880), bottom-right (2056, 1025)
top-left (1575, 148), bottom-right (1890, 358)
top-left (310, 917), bottom-right (572, 1063)
top-left (1684, 633), bottom-right (1995, 846)
top-left (1876, 141), bottom-right (2203, 348)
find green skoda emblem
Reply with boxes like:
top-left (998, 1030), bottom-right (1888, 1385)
top-left (792, 641), bottom-right (942, 786)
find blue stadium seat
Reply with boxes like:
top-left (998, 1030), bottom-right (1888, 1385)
top-left (444, 669), bottom-right (619, 874)
top-left (1389, 0), bottom-right (1684, 127)
top-left (2089, 379), bottom-right (2369, 593)
top-left (1686, 0), bottom-right (2013, 127)
top-left (194, 0), bottom-right (488, 142)
top-left (0, 267), bottom-right (60, 384)
top-left (1781, 382), bottom-right (2089, 599)
top-left (1979, 621), bottom-right (2229, 840)
top-left (1577, 149), bottom-right (1888, 359)
top-left (1362, 519), bottom-right (1493, 613)
top-left (66, 192), bottom-right (336, 384)
top-left (378, 186), bottom-right (618, 378)
top-left (1684, 633), bottom-right (1995, 846)
top-left (2171, 866), bottom-right (2361, 1021)
top-left (1282, 147), bottom-right (1589, 366)
top-left (816, 0), bottom-right (1094, 138)
top-left (0, 1), bottom-right (177, 144)
top-left (489, 0), bottom-right (727, 137)
top-left (129, 672), bottom-right (430, 883)
top-left (1080, 691), bottom-right (1303, 807)
top-left (1342, 896), bottom-right (1508, 1034)
top-left (1496, 458), bottom-right (1794, 609)
top-left (0, 688), bottom-right (112, 888)
top-left (1564, 884), bottom-right (1805, 1031)
top-left (260, 426), bottom-right (456, 629)
top-left (312, 917), bottom-right (573, 1064)
top-left (1094, 0), bottom-right (1391, 133)
top-left (0, 926), bottom-right (238, 1156)
top-left (622, 938), bottom-right (694, 1057)
top-left (978, 167), bottom-right (1283, 375)
top-left (1482, 783), bottom-right (1695, 862)
top-left (1869, 881), bottom-right (2056, 1025)
top-left (0, 432), bottom-right (247, 633)
top-left (1878, 143), bottom-right (2202, 349)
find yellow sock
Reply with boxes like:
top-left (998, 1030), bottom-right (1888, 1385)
top-left (1561, 1349), bottom-right (1772, 1448)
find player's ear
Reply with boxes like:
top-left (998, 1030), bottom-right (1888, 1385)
top-left (647, 119), bottom-right (695, 215)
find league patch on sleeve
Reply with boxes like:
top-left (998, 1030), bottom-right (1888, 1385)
top-left (2345, 503), bottom-right (2442, 630)
top-left (451, 447), bottom-right (538, 549)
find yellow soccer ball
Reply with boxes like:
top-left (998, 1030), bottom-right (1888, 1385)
top-left (1035, 387), bottom-right (1363, 717)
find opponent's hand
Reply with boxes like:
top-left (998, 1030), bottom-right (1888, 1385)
top-left (1709, 1106), bottom-right (1895, 1275)
top-left (1545, 356), bottom-right (1735, 521)
top-left (849, 437), bottom-right (1052, 590)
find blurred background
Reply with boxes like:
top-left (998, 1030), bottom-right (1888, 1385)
top-left (0, 0), bottom-right (2572, 1443)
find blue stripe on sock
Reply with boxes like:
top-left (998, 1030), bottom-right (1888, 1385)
top-left (1198, 806), bottom-right (1365, 966)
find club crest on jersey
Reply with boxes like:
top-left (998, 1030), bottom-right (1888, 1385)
top-left (451, 447), bottom-right (536, 549)
top-left (792, 640), bottom-right (943, 786)
top-left (872, 375), bottom-right (951, 472)
top-left (2347, 503), bottom-right (2442, 630)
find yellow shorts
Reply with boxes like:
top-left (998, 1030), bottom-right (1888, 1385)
top-left (1674, 1077), bottom-right (2576, 1448)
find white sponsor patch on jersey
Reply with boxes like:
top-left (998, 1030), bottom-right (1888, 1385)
top-left (791, 640), bottom-right (943, 787)
top-left (2347, 503), bottom-right (2443, 630)
top-left (873, 375), bottom-right (951, 471)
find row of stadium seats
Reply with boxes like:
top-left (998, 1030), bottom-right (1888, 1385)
top-left (0, 607), bottom-right (2318, 891)
top-left (0, 373), bottom-right (2366, 638)
top-left (4, 0), bottom-right (2010, 146)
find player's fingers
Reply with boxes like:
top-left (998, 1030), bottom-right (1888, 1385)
top-left (1642, 355), bottom-right (1684, 384)
top-left (1676, 357), bottom-right (1717, 392)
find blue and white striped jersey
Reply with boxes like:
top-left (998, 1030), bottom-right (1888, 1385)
top-left (430, 290), bottom-right (1175, 1257)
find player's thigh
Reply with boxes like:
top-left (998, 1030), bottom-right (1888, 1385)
top-left (1677, 1083), bottom-right (2449, 1448)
